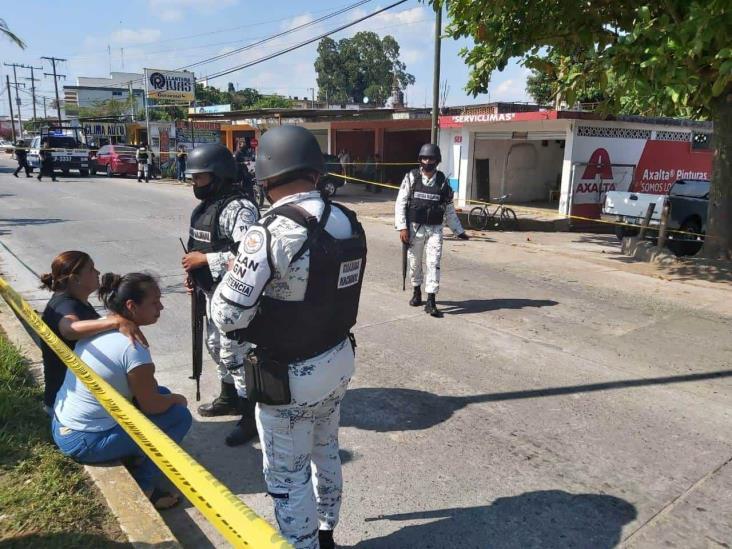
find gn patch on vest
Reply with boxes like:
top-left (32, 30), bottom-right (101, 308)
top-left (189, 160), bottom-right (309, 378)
top-left (337, 258), bottom-right (362, 289)
top-left (413, 191), bottom-right (441, 201)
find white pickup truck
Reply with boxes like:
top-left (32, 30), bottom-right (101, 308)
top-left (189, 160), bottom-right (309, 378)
top-left (603, 179), bottom-right (709, 255)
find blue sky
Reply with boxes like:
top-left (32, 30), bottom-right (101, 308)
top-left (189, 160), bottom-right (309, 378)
top-left (0, 0), bottom-right (531, 119)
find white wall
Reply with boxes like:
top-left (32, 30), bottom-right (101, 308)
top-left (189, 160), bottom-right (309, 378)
top-left (473, 139), bottom-right (565, 202)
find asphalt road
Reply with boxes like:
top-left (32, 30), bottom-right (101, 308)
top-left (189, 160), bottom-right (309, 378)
top-left (0, 162), bottom-right (730, 548)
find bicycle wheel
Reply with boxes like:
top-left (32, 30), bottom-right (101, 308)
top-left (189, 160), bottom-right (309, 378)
top-left (468, 206), bottom-right (489, 230)
top-left (499, 208), bottom-right (518, 231)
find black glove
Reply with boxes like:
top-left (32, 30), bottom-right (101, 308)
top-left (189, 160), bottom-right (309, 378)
top-left (457, 232), bottom-right (469, 240)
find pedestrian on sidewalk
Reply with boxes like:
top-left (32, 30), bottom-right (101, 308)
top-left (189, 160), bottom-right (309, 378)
top-left (39, 251), bottom-right (148, 413)
top-left (211, 125), bottom-right (367, 549)
top-left (181, 143), bottom-right (260, 447)
top-left (37, 140), bottom-right (57, 182)
top-left (136, 143), bottom-right (150, 182)
top-left (13, 140), bottom-right (32, 178)
top-left (52, 272), bottom-right (191, 510)
top-left (176, 145), bottom-right (187, 182)
top-left (395, 143), bottom-right (468, 318)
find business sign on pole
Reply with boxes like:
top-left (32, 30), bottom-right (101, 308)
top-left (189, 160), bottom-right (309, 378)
top-left (144, 69), bottom-right (195, 101)
top-left (83, 123), bottom-right (127, 137)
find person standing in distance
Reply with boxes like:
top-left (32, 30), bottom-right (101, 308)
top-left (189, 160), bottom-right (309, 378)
top-left (395, 143), bottom-right (468, 318)
top-left (211, 125), bottom-right (367, 549)
top-left (181, 143), bottom-right (261, 446)
top-left (136, 143), bottom-right (150, 182)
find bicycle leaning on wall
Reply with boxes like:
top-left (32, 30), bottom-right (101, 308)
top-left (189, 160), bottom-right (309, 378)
top-left (467, 194), bottom-right (518, 231)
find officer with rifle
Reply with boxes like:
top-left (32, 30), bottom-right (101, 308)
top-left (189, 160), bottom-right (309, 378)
top-left (211, 125), bottom-right (367, 549)
top-left (181, 143), bottom-right (260, 446)
top-left (395, 143), bottom-right (468, 318)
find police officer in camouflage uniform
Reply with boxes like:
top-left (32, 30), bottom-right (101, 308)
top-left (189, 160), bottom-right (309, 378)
top-left (181, 143), bottom-right (260, 446)
top-left (395, 143), bottom-right (468, 318)
top-left (211, 125), bottom-right (367, 549)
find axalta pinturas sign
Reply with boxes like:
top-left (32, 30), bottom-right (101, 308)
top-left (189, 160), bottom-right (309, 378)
top-left (144, 69), bottom-right (195, 101)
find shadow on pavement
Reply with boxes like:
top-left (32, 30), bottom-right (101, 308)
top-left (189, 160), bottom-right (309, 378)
top-left (341, 369), bottom-right (732, 432)
top-left (0, 217), bottom-right (67, 227)
top-left (349, 490), bottom-right (636, 549)
top-left (440, 298), bottom-right (558, 315)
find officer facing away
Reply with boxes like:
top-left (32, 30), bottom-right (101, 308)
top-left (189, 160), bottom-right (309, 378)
top-left (181, 143), bottom-right (261, 446)
top-left (13, 140), bottom-right (32, 178)
top-left (395, 143), bottom-right (468, 318)
top-left (211, 125), bottom-right (367, 549)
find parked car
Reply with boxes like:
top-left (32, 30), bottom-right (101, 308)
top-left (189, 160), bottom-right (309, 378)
top-left (320, 153), bottom-right (345, 197)
top-left (603, 179), bottom-right (709, 255)
top-left (91, 144), bottom-right (138, 177)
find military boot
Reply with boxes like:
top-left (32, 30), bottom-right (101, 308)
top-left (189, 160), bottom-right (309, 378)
top-left (197, 381), bottom-right (239, 417)
top-left (319, 530), bottom-right (335, 549)
top-left (409, 286), bottom-right (422, 306)
top-left (225, 397), bottom-right (258, 447)
top-left (424, 293), bottom-right (443, 318)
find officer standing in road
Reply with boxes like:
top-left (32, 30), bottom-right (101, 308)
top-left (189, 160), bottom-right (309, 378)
top-left (13, 140), bottom-right (32, 178)
top-left (136, 142), bottom-right (151, 182)
top-left (395, 143), bottom-right (468, 318)
top-left (211, 125), bottom-right (367, 549)
top-left (181, 143), bottom-right (261, 446)
top-left (37, 140), bottom-right (57, 182)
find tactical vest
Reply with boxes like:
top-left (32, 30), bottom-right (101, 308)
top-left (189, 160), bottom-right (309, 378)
top-left (188, 188), bottom-right (250, 291)
top-left (137, 149), bottom-right (149, 162)
top-left (407, 168), bottom-right (452, 225)
top-left (233, 201), bottom-right (367, 363)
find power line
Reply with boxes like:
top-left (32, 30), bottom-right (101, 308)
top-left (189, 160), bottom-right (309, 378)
top-left (204, 0), bottom-right (408, 81)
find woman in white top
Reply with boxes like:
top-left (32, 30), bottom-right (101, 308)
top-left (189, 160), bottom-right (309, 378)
top-left (52, 272), bottom-right (191, 510)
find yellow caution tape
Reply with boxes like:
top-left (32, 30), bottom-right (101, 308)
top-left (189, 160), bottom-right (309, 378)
top-left (0, 277), bottom-right (291, 549)
top-left (325, 172), bottom-right (708, 240)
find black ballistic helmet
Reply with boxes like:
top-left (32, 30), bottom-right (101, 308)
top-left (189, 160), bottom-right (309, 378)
top-left (418, 143), bottom-right (442, 163)
top-left (256, 125), bottom-right (324, 182)
top-left (186, 143), bottom-right (237, 181)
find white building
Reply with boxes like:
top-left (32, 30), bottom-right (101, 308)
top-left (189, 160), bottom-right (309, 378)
top-left (63, 72), bottom-right (145, 117)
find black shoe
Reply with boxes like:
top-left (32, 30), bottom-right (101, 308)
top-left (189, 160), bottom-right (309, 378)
top-left (198, 381), bottom-right (239, 417)
top-left (409, 286), bottom-right (422, 307)
top-left (424, 294), bottom-right (443, 318)
top-left (13, 172), bottom-right (18, 178)
top-left (225, 402), bottom-right (258, 447)
top-left (319, 530), bottom-right (335, 549)
top-left (37, 175), bottom-right (42, 181)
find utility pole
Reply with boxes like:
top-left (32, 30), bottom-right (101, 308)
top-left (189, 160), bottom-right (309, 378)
top-left (4, 63), bottom-right (25, 137)
top-left (6, 75), bottom-right (16, 142)
top-left (42, 56), bottom-right (66, 125)
top-left (430, 3), bottom-right (442, 145)
top-left (23, 65), bottom-right (43, 122)
top-left (42, 96), bottom-right (48, 119)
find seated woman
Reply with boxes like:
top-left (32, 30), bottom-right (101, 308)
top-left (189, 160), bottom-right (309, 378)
top-left (52, 272), bottom-right (192, 510)
top-left (40, 251), bottom-right (147, 413)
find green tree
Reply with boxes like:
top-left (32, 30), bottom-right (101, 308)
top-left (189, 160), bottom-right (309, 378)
top-left (437, 0), bottom-right (732, 259)
top-left (314, 31), bottom-right (415, 106)
top-left (525, 52), bottom-right (606, 107)
top-left (0, 18), bottom-right (25, 48)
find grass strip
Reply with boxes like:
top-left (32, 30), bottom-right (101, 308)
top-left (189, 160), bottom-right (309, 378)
top-left (0, 336), bottom-right (129, 548)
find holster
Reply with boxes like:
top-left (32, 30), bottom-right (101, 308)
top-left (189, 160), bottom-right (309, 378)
top-left (244, 349), bottom-right (291, 406)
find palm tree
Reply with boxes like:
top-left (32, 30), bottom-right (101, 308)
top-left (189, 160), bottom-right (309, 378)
top-left (0, 18), bottom-right (26, 49)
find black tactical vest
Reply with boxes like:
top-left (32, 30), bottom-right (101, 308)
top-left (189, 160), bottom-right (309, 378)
top-left (137, 149), bottom-right (149, 161)
top-left (407, 168), bottom-right (452, 225)
top-left (188, 188), bottom-right (250, 291)
top-left (234, 201), bottom-right (367, 363)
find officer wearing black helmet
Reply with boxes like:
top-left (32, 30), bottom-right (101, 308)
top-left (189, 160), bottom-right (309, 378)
top-left (395, 143), bottom-right (468, 318)
top-left (181, 143), bottom-right (260, 446)
top-left (211, 125), bottom-right (367, 549)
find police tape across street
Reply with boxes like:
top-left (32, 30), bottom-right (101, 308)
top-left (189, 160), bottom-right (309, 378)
top-left (0, 276), bottom-right (292, 549)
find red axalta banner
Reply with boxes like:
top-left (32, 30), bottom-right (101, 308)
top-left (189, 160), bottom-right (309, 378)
top-left (570, 134), bottom-right (712, 219)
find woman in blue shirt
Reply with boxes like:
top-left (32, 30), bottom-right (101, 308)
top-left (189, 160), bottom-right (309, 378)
top-left (52, 272), bottom-right (192, 510)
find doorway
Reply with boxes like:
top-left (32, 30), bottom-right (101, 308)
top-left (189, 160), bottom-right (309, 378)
top-left (474, 159), bottom-right (490, 201)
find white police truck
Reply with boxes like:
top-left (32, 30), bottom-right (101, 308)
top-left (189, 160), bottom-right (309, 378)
top-left (28, 126), bottom-right (90, 176)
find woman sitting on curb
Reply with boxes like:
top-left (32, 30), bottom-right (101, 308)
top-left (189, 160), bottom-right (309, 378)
top-left (52, 272), bottom-right (192, 510)
top-left (40, 251), bottom-right (148, 414)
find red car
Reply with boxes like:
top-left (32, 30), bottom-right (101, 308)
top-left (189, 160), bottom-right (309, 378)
top-left (92, 144), bottom-right (138, 177)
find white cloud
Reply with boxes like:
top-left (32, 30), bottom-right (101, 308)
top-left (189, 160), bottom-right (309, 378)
top-left (284, 14), bottom-right (315, 31)
top-left (148, 0), bottom-right (237, 21)
top-left (110, 28), bottom-right (162, 46)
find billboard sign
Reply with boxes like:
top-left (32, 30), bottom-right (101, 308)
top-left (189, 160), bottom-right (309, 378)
top-left (145, 69), bottom-right (195, 101)
top-left (188, 104), bottom-right (231, 114)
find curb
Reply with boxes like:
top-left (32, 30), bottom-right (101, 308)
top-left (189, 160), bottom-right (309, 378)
top-left (0, 296), bottom-right (181, 548)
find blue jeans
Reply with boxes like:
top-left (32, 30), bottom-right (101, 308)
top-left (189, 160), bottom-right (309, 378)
top-left (52, 386), bottom-right (192, 492)
top-left (176, 160), bottom-right (186, 180)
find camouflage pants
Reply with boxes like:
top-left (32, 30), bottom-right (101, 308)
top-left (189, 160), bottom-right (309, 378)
top-left (257, 376), bottom-right (351, 549)
top-left (408, 223), bottom-right (444, 294)
top-left (205, 295), bottom-right (248, 396)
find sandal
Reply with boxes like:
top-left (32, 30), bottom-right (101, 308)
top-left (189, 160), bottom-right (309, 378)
top-left (148, 487), bottom-right (181, 511)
